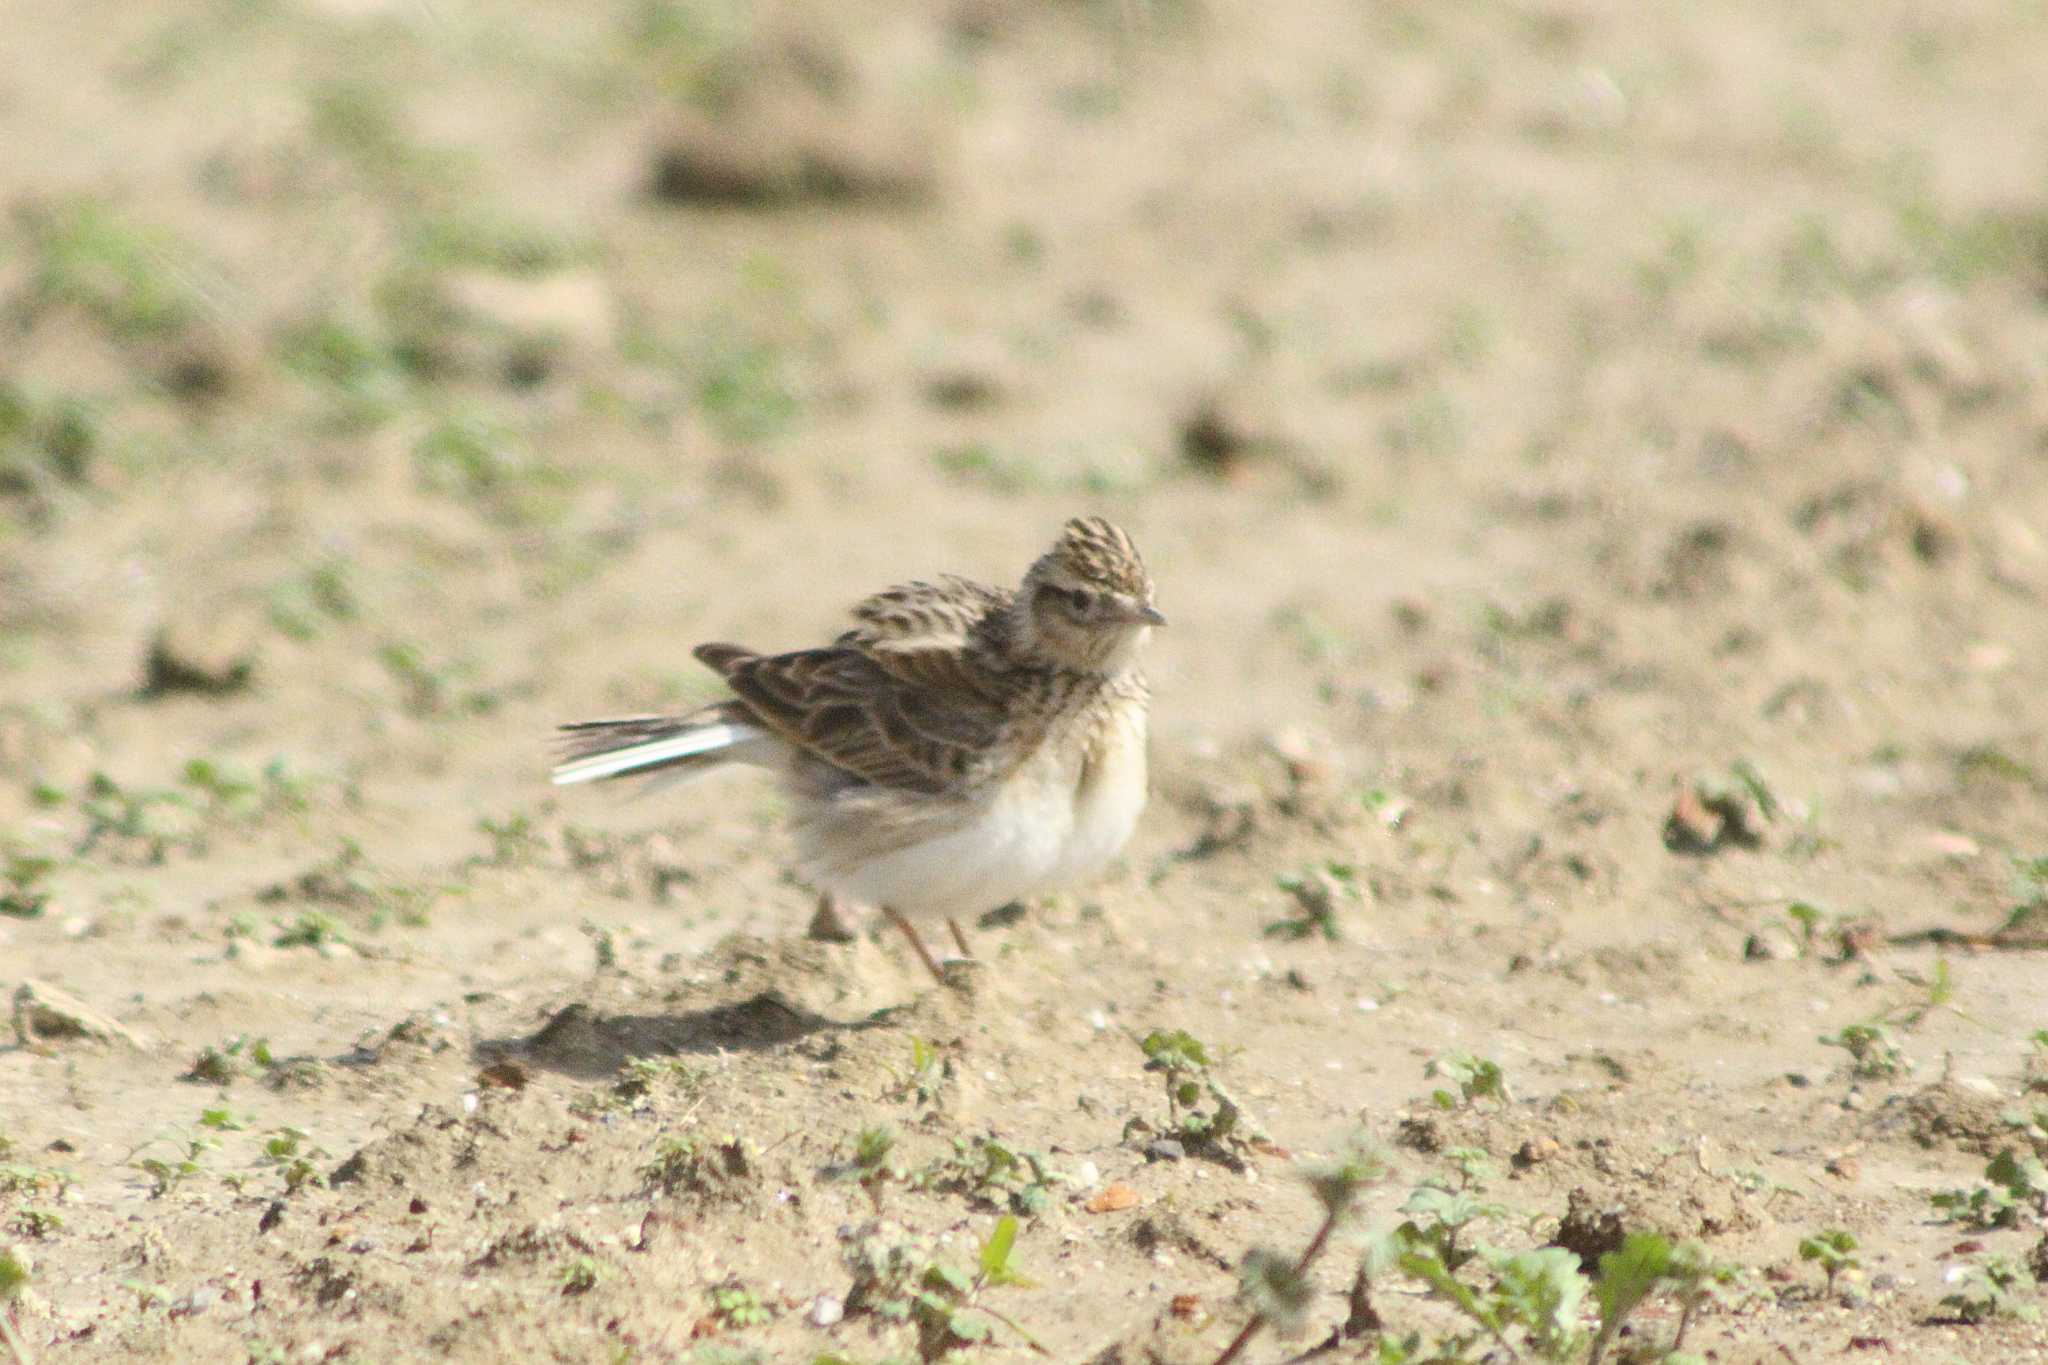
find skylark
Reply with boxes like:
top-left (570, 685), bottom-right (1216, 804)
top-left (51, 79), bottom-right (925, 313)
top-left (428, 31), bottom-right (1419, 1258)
top-left (550, 516), bottom-right (1163, 983)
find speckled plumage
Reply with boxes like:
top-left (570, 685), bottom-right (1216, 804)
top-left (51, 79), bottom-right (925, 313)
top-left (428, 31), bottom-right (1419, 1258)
top-left (551, 517), bottom-right (1162, 980)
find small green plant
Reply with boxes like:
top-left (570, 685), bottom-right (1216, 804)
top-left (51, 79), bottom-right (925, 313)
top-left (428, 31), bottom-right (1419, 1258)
top-left (1426, 1052), bottom-right (1510, 1110)
top-left (0, 1245), bottom-right (28, 1365)
top-left (0, 849), bottom-right (57, 918)
top-left (839, 1216), bottom-right (1043, 1359)
top-left (579, 1055), bottom-right (705, 1117)
top-left (378, 638), bottom-right (498, 715)
top-left (1265, 862), bottom-right (1359, 941)
top-left (197, 1104), bottom-right (247, 1131)
top-left (641, 1133), bottom-right (751, 1198)
top-left (23, 198), bottom-right (205, 339)
top-left (1930, 1149), bottom-right (2048, 1230)
top-left (11, 1206), bottom-right (63, 1238)
top-left (707, 1278), bottom-right (775, 1329)
top-left (559, 1256), bottom-right (604, 1295)
top-left (1939, 1253), bottom-right (2039, 1323)
top-left (1211, 1145), bottom-right (1387, 1364)
top-left (889, 1036), bottom-right (948, 1107)
top-left (1818, 1022), bottom-right (1907, 1080)
top-left (267, 557), bottom-right (361, 639)
top-left (184, 1034), bottom-right (273, 1085)
top-left (476, 811), bottom-right (546, 866)
top-left (1886, 956), bottom-right (1963, 1030)
top-left (273, 910), bottom-right (347, 950)
top-left (1797, 1228), bottom-right (1860, 1296)
top-left (129, 1128), bottom-right (219, 1197)
top-left (831, 1126), bottom-right (907, 1207)
top-left (264, 1127), bottom-right (327, 1194)
top-left (912, 1136), bottom-right (1062, 1216)
top-left (76, 771), bottom-right (201, 861)
top-left (1783, 900), bottom-right (1824, 955)
top-left (1130, 1028), bottom-right (1266, 1162)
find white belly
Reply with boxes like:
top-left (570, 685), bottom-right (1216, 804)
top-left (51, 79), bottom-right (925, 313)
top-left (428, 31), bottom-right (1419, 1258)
top-left (809, 709), bottom-right (1148, 919)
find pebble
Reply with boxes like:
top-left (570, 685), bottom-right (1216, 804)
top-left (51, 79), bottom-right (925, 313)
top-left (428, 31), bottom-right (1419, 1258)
top-left (808, 1294), bottom-right (844, 1327)
top-left (1144, 1139), bottom-right (1186, 1162)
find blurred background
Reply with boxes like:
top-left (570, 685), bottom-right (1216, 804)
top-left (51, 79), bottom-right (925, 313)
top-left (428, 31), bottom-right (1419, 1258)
top-left (6, 1), bottom-right (2048, 1358)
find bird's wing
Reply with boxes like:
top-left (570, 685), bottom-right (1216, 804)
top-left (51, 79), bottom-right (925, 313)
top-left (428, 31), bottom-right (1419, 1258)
top-left (837, 575), bottom-right (1016, 696)
top-left (700, 641), bottom-right (1011, 795)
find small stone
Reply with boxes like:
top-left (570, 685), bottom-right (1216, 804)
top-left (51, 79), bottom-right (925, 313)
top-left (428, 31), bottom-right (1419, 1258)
top-left (1073, 1160), bottom-right (1101, 1190)
top-left (808, 1294), bottom-right (844, 1327)
top-left (1086, 1182), bottom-right (1141, 1213)
top-left (1142, 1139), bottom-right (1185, 1163)
top-left (1925, 830), bottom-right (1981, 858)
top-left (12, 980), bottom-right (144, 1049)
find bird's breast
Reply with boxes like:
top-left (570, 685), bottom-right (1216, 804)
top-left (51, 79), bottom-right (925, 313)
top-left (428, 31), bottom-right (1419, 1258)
top-left (1057, 696), bottom-right (1149, 884)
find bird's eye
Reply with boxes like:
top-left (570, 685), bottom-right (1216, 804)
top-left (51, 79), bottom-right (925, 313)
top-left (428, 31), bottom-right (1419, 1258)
top-left (1066, 588), bottom-right (1096, 614)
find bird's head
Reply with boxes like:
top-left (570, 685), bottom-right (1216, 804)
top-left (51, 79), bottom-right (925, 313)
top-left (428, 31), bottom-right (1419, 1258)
top-left (1013, 516), bottom-right (1163, 674)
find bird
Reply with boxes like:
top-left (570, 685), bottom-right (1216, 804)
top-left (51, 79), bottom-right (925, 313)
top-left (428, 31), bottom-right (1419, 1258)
top-left (549, 516), bottom-right (1164, 984)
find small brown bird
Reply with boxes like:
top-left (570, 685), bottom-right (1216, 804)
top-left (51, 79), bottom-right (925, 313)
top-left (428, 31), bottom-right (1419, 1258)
top-left (550, 517), bottom-right (1163, 982)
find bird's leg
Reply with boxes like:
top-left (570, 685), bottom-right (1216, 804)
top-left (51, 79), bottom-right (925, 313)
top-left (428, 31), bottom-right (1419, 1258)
top-left (882, 906), bottom-right (949, 985)
top-left (945, 917), bottom-right (974, 960)
top-left (806, 892), bottom-right (858, 944)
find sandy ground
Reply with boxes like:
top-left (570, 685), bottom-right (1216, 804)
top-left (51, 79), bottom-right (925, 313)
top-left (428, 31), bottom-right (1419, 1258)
top-left (5, 1), bottom-right (2048, 1361)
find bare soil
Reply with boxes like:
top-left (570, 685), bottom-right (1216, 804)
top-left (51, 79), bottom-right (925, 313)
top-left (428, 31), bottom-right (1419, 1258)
top-left (5, 1), bottom-right (2048, 1361)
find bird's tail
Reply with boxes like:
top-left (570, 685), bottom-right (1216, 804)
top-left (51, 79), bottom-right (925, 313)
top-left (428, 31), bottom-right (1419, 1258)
top-left (550, 706), bottom-right (774, 788)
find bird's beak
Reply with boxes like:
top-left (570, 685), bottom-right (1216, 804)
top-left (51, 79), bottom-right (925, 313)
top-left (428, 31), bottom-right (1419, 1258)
top-left (1132, 605), bottom-right (1167, 627)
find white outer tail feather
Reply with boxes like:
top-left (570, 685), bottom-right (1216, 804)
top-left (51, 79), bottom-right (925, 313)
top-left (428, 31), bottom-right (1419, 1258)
top-left (549, 721), bottom-right (767, 786)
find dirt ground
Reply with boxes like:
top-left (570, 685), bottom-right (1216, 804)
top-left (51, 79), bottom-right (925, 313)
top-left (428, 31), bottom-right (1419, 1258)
top-left (6, 1), bottom-right (2048, 1361)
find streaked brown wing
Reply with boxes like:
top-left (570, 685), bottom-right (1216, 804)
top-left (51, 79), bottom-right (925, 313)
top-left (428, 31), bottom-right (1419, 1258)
top-left (846, 575), bottom-right (1010, 648)
top-left (708, 645), bottom-right (1007, 794)
top-left (839, 575), bottom-right (1015, 697)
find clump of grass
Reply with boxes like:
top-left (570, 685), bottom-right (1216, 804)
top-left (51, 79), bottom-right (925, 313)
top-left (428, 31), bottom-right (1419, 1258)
top-left (932, 442), bottom-right (1041, 494)
top-left (408, 212), bottom-right (590, 277)
top-left (21, 198), bottom-right (208, 339)
top-left (696, 335), bottom-right (797, 445)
